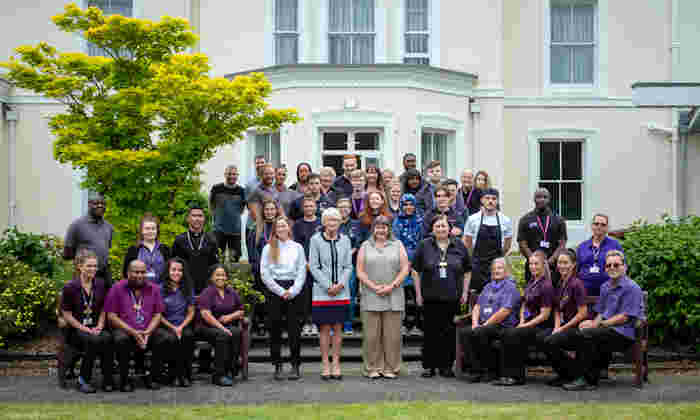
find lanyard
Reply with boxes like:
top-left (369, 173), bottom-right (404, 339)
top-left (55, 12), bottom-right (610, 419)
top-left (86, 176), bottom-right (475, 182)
top-left (129, 289), bottom-right (145, 322)
top-left (186, 232), bottom-right (205, 252)
top-left (465, 187), bottom-right (474, 207)
top-left (592, 245), bottom-right (601, 264)
top-left (536, 216), bottom-right (550, 240)
top-left (352, 197), bottom-right (364, 216)
top-left (263, 223), bottom-right (273, 243)
top-left (80, 281), bottom-right (94, 315)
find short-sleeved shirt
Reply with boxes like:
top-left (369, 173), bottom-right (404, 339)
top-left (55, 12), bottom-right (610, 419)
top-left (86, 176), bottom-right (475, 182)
top-left (594, 276), bottom-right (643, 340)
top-left (464, 211), bottom-right (514, 250)
top-left (244, 175), bottom-right (261, 197)
top-left (61, 277), bottom-right (108, 325)
top-left (576, 236), bottom-right (623, 296)
top-left (523, 276), bottom-right (555, 327)
top-left (461, 187), bottom-right (482, 216)
top-left (276, 187), bottom-right (301, 217)
top-left (292, 218), bottom-right (322, 258)
top-left (516, 209), bottom-right (567, 258)
top-left (476, 278), bottom-right (521, 327)
top-left (161, 285), bottom-right (195, 326)
top-left (64, 215), bottom-right (114, 271)
top-left (332, 176), bottom-right (353, 199)
top-left (289, 194), bottom-right (335, 222)
top-left (104, 280), bottom-right (164, 330)
top-left (210, 183), bottom-right (246, 235)
top-left (198, 285), bottom-right (243, 325)
top-left (557, 276), bottom-right (587, 324)
top-left (412, 237), bottom-right (472, 303)
top-left (422, 207), bottom-right (466, 238)
top-left (246, 184), bottom-right (279, 228)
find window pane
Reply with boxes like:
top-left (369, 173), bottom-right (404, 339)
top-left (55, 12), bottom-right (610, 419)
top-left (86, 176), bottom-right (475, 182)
top-left (89, 0), bottom-right (133, 16)
top-left (539, 142), bottom-right (561, 180)
top-left (562, 182), bottom-right (582, 220)
top-left (572, 4), bottom-right (594, 42)
top-left (404, 57), bottom-right (430, 65)
top-left (353, 35), bottom-right (375, 64)
top-left (551, 45), bottom-right (571, 84)
top-left (270, 133), bottom-right (281, 168)
top-left (551, 5), bottom-right (570, 42)
top-left (329, 35), bottom-right (351, 64)
top-left (433, 133), bottom-right (447, 169)
top-left (573, 45), bottom-right (594, 84)
top-left (275, 0), bottom-right (298, 31)
top-left (255, 134), bottom-right (269, 159)
top-left (355, 132), bottom-right (379, 150)
top-left (406, 0), bottom-right (428, 31)
top-left (329, 0), bottom-right (352, 32)
top-left (421, 132), bottom-right (432, 169)
top-left (275, 34), bottom-right (298, 65)
top-left (353, 0), bottom-right (375, 32)
top-left (539, 182), bottom-right (560, 216)
top-left (562, 142), bottom-right (583, 180)
top-left (323, 132), bottom-right (348, 150)
top-left (405, 34), bottom-right (429, 54)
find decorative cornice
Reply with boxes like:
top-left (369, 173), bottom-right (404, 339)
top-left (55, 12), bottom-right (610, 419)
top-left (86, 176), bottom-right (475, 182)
top-left (473, 87), bottom-right (505, 98)
top-left (504, 96), bottom-right (635, 108)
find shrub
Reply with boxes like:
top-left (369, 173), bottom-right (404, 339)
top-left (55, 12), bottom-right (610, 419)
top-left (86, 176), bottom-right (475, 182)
top-left (220, 251), bottom-right (265, 315)
top-left (0, 227), bottom-right (63, 278)
top-left (622, 215), bottom-right (700, 346)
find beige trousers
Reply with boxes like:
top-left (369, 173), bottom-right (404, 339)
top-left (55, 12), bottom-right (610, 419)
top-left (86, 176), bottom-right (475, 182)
top-left (361, 310), bottom-right (403, 376)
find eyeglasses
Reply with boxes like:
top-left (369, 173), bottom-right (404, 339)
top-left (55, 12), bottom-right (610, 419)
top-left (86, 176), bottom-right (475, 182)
top-left (605, 263), bottom-right (623, 269)
top-left (592, 222), bottom-right (608, 227)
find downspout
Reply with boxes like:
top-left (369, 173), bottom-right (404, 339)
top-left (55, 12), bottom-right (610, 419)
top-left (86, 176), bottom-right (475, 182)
top-left (4, 105), bottom-right (18, 227)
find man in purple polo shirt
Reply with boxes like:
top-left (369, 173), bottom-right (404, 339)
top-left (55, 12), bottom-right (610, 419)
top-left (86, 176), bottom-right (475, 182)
top-left (576, 213), bottom-right (623, 296)
top-left (105, 260), bottom-right (166, 392)
top-left (563, 249), bottom-right (643, 391)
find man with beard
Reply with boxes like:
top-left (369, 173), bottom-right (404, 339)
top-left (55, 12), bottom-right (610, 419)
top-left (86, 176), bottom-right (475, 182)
top-left (64, 191), bottom-right (114, 286)
top-left (290, 162), bottom-right (312, 194)
top-left (245, 155), bottom-right (267, 196)
top-left (416, 160), bottom-right (443, 213)
top-left (275, 165), bottom-right (300, 217)
top-left (398, 153), bottom-right (418, 187)
top-left (331, 155), bottom-right (358, 198)
top-left (517, 188), bottom-right (568, 285)
top-left (459, 169), bottom-right (481, 216)
top-left (210, 165), bottom-right (246, 262)
top-left (245, 164), bottom-right (279, 255)
top-left (105, 260), bottom-right (166, 391)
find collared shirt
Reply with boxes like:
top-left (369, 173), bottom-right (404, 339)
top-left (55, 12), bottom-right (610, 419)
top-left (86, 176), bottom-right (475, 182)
top-left (61, 277), bottom-right (108, 324)
top-left (210, 182), bottom-right (246, 234)
top-left (198, 285), bottom-right (243, 326)
top-left (64, 214), bottom-right (114, 270)
top-left (161, 285), bottom-right (194, 326)
top-left (137, 242), bottom-right (166, 284)
top-left (292, 218), bottom-right (322, 258)
top-left (422, 207), bottom-right (466, 238)
top-left (412, 237), bottom-right (472, 303)
top-left (461, 186), bottom-right (482, 216)
top-left (171, 230), bottom-right (219, 294)
top-left (557, 276), bottom-right (587, 324)
top-left (415, 183), bottom-right (436, 213)
top-left (594, 276), bottom-right (643, 340)
top-left (288, 194), bottom-right (334, 222)
top-left (260, 239), bottom-right (307, 298)
top-left (576, 236), bottom-right (623, 296)
top-left (516, 209), bottom-right (567, 257)
top-left (523, 276), bottom-right (555, 327)
top-left (464, 211), bottom-right (513, 251)
top-left (276, 187), bottom-right (301, 217)
top-left (244, 175), bottom-right (261, 197)
top-left (332, 176), bottom-right (353, 198)
top-left (476, 278), bottom-right (521, 327)
top-left (104, 280), bottom-right (164, 330)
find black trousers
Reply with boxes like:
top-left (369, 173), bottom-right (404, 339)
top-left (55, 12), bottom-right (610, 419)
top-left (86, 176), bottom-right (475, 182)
top-left (459, 324), bottom-right (504, 374)
top-left (153, 325), bottom-right (194, 380)
top-left (542, 328), bottom-right (583, 380)
top-left (112, 328), bottom-right (167, 383)
top-left (575, 326), bottom-right (634, 385)
top-left (215, 231), bottom-right (241, 261)
top-left (66, 328), bottom-right (114, 383)
top-left (267, 292), bottom-right (304, 365)
top-left (197, 325), bottom-right (242, 378)
top-left (421, 301), bottom-right (458, 370)
top-left (500, 326), bottom-right (552, 380)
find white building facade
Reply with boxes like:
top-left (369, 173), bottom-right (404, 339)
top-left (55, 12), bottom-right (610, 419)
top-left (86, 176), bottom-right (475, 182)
top-left (1, 0), bottom-right (699, 245)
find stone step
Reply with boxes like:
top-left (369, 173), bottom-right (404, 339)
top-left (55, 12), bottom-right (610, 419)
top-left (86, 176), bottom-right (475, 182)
top-left (245, 344), bottom-right (422, 363)
top-left (248, 332), bottom-right (425, 348)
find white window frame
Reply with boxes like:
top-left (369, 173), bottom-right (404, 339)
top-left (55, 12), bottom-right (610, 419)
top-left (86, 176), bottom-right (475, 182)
top-left (327, 0), bottom-right (377, 65)
top-left (320, 128), bottom-right (384, 169)
top-left (251, 132), bottom-right (281, 170)
top-left (273, 0), bottom-right (301, 65)
top-left (416, 113), bottom-right (463, 179)
top-left (544, 0), bottom-right (609, 96)
top-left (537, 139), bottom-right (585, 222)
top-left (420, 129), bottom-right (451, 174)
top-left (403, 0), bottom-right (430, 65)
top-left (398, 0), bottom-right (439, 66)
top-left (82, 0), bottom-right (138, 56)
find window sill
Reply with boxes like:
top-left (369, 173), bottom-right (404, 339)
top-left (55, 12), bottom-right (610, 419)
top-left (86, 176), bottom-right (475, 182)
top-left (544, 84), bottom-right (598, 97)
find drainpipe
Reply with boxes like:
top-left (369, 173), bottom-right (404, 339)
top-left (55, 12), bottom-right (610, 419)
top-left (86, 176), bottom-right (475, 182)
top-left (4, 105), bottom-right (18, 227)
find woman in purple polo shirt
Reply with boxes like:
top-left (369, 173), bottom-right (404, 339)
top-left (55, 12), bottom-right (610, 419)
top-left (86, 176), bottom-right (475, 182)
top-left (61, 249), bottom-right (114, 393)
top-left (197, 264), bottom-right (244, 387)
top-left (493, 250), bottom-right (554, 386)
top-left (122, 214), bottom-right (171, 284)
top-left (542, 249), bottom-right (588, 387)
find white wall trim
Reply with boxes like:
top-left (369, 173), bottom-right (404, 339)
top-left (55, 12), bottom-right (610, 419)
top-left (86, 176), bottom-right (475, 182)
top-left (505, 96), bottom-right (634, 108)
top-left (431, 0), bottom-right (441, 67)
top-left (264, 0), bottom-right (275, 66)
top-left (375, 0), bottom-right (387, 63)
top-left (416, 112), bottom-right (464, 179)
top-left (319, 0), bottom-right (329, 63)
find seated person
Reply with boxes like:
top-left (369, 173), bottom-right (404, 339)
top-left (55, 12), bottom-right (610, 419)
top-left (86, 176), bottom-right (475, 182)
top-left (60, 249), bottom-right (114, 393)
top-left (197, 264), bottom-right (244, 387)
top-left (563, 250), bottom-right (643, 391)
top-left (459, 258), bottom-right (520, 383)
top-left (104, 260), bottom-right (166, 392)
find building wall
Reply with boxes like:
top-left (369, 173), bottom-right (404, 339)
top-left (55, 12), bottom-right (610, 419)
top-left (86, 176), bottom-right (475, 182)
top-left (687, 134), bottom-right (700, 216)
top-left (0, 103), bottom-right (7, 231)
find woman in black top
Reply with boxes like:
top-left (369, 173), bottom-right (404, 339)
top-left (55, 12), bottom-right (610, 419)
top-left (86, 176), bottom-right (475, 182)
top-left (412, 215), bottom-right (472, 378)
top-left (122, 213), bottom-right (171, 284)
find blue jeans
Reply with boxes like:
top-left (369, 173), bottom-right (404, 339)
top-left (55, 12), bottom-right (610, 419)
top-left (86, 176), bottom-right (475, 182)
top-left (344, 269), bottom-right (357, 331)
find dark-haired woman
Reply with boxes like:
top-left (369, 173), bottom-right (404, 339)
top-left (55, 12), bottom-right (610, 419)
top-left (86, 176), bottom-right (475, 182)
top-left (122, 213), bottom-right (171, 284)
top-left (365, 164), bottom-right (384, 196)
top-left (156, 257), bottom-right (196, 387)
top-left (400, 169), bottom-right (424, 202)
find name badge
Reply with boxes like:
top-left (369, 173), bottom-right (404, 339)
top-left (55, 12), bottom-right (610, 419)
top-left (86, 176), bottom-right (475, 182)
top-left (483, 307), bottom-right (493, 315)
top-left (439, 267), bottom-right (447, 279)
top-left (590, 265), bottom-right (600, 273)
top-left (82, 316), bottom-right (93, 327)
top-left (523, 310), bottom-right (531, 320)
top-left (146, 271), bottom-right (156, 280)
top-left (540, 240), bottom-right (550, 249)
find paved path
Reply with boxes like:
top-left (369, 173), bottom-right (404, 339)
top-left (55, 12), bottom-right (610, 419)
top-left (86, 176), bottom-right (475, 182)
top-left (1, 363), bottom-right (699, 405)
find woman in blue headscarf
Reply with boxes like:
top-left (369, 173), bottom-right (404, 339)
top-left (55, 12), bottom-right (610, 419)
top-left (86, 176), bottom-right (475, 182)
top-left (392, 193), bottom-right (424, 335)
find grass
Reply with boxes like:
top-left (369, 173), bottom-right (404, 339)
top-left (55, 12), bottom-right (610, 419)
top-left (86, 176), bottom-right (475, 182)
top-left (2, 402), bottom-right (700, 420)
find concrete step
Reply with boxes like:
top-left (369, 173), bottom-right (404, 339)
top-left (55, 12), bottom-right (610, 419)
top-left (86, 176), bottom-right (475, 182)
top-left (249, 332), bottom-right (425, 349)
top-left (245, 344), bottom-right (422, 363)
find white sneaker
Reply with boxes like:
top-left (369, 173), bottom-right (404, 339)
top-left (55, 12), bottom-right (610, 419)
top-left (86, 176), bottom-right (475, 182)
top-left (401, 326), bottom-right (408, 336)
top-left (344, 328), bottom-right (354, 336)
top-left (410, 327), bottom-right (422, 336)
top-left (310, 324), bottom-right (319, 336)
top-left (301, 324), bottom-right (312, 337)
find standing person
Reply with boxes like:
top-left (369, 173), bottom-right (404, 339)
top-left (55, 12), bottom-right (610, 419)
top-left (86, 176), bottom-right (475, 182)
top-left (422, 186), bottom-right (465, 239)
top-left (358, 191), bottom-right (394, 240)
top-left (275, 165), bottom-right (300, 220)
top-left (245, 163), bottom-right (279, 258)
top-left (122, 213), bottom-right (171, 285)
top-left (577, 214), bottom-right (623, 297)
top-left (493, 251), bottom-right (555, 386)
top-left (60, 249), bottom-right (114, 393)
top-left (332, 154), bottom-right (358, 198)
top-left (463, 189), bottom-right (513, 293)
top-left (245, 155), bottom-right (266, 196)
top-left (416, 161), bottom-right (443, 213)
top-left (398, 153), bottom-right (418, 187)
top-left (289, 162), bottom-right (312, 194)
top-left (64, 192), bottom-right (114, 286)
top-left (350, 169), bottom-right (367, 220)
top-left (260, 217), bottom-right (308, 380)
top-left (337, 197), bottom-right (364, 335)
top-left (563, 250), bottom-right (643, 391)
top-left (387, 182), bottom-right (402, 218)
top-left (460, 169), bottom-right (481, 216)
top-left (293, 197), bottom-right (322, 337)
top-left (382, 169), bottom-right (395, 198)
top-left (105, 260), bottom-right (166, 391)
top-left (289, 174), bottom-right (334, 222)
top-left (319, 167), bottom-right (337, 198)
top-left (443, 179), bottom-right (465, 216)
top-left (517, 188), bottom-right (568, 285)
top-left (458, 258), bottom-right (521, 383)
top-left (197, 264), bottom-right (245, 387)
top-left (157, 257), bottom-right (196, 387)
top-left (309, 208), bottom-right (353, 380)
top-left (210, 165), bottom-right (246, 262)
top-left (171, 206), bottom-right (219, 294)
top-left (356, 216), bottom-right (410, 379)
top-left (365, 164), bottom-right (384, 195)
top-left (542, 249), bottom-right (588, 387)
top-left (412, 215), bottom-right (472, 378)
top-left (400, 169), bottom-right (424, 203)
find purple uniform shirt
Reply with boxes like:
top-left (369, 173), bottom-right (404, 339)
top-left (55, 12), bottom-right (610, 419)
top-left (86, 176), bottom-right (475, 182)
top-left (523, 276), bottom-right (555, 325)
top-left (197, 285), bottom-right (243, 327)
top-left (576, 236), bottom-right (623, 296)
top-left (161, 285), bottom-right (195, 326)
top-left (476, 278), bottom-right (521, 327)
top-left (104, 280), bottom-right (164, 330)
top-left (61, 277), bottom-right (108, 325)
top-left (594, 276), bottom-right (643, 340)
top-left (557, 276), bottom-right (587, 324)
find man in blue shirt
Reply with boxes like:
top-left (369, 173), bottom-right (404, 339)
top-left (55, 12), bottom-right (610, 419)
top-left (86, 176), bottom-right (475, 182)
top-left (576, 214), bottom-right (623, 296)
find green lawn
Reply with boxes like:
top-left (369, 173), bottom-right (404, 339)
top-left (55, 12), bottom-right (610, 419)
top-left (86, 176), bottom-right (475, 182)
top-left (2, 402), bottom-right (700, 420)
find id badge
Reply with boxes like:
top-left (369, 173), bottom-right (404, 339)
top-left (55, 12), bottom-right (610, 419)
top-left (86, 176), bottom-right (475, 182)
top-left (146, 271), bottom-right (156, 280)
top-left (540, 240), bottom-right (550, 249)
top-left (483, 307), bottom-right (493, 315)
top-left (439, 267), bottom-right (447, 279)
top-left (590, 265), bottom-right (600, 273)
top-left (82, 317), bottom-right (93, 327)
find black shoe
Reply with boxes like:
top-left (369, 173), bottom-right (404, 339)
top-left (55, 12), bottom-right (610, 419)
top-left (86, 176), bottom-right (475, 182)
top-left (288, 365), bottom-right (301, 381)
top-left (274, 364), bottom-right (285, 381)
top-left (439, 368), bottom-right (455, 378)
top-left (465, 372), bottom-right (483, 383)
top-left (492, 377), bottom-right (525, 386)
top-left (563, 377), bottom-right (597, 391)
top-left (177, 376), bottom-right (192, 388)
top-left (77, 381), bottom-right (96, 394)
top-left (483, 372), bottom-right (499, 383)
top-left (213, 375), bottom-right (233, 387)
top-left (143, 376), bottom-right (161, 390)
top-left (546, 376), bottom-right (570, 387)
top-left (101, 383), bottom-right (114, 392)
top-left (119, 381), bottom-right (134, 392)
top-left (331, 374), bottom-right (342, 380)
top-left (321, 374), bottom-right (331, 381)
top-left (421, 368), bottom-right (436, 378)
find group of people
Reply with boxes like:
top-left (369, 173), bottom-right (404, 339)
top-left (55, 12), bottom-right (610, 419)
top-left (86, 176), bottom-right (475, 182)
top-left (59, 152), bottom-right (642, 393)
